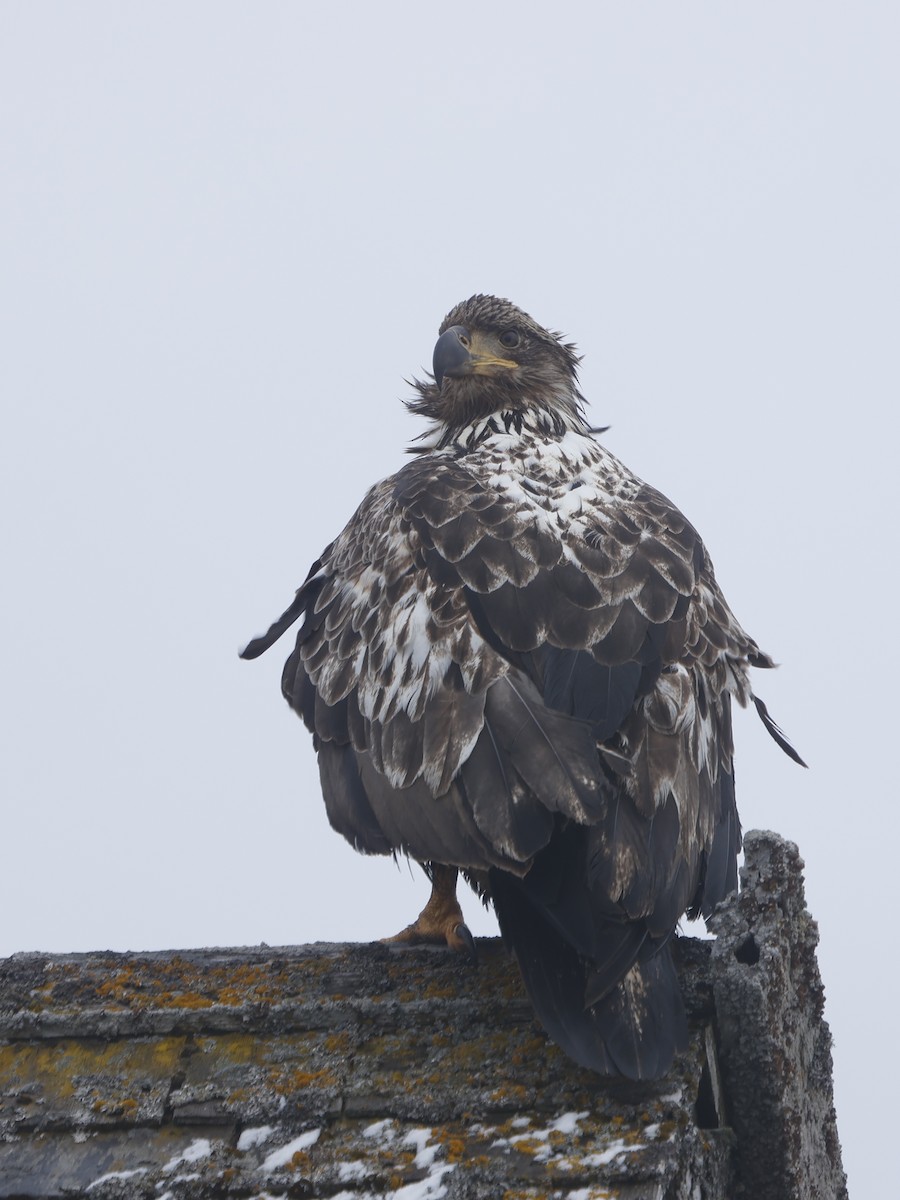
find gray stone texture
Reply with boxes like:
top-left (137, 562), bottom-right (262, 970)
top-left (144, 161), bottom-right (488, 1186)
top-left (0, 831), bottom-right (845, 1198)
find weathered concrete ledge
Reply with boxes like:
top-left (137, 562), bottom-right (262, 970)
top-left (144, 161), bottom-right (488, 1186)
top-left (0, 831), bottom-right (846, 1199)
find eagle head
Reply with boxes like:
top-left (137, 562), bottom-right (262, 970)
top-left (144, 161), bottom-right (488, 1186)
top-left (408, 294), bottom-right (586, 447)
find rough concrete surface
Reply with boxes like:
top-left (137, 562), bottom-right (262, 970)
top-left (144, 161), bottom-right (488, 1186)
top-left (709, 832), bottom-right (847, 1200)
top-left (0, 831), bottom-right (845, 1199)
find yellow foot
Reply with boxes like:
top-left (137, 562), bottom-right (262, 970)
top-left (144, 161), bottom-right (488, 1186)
top-left (380, 865), bottom-right (477, 960)
top-left (382, 915), bottom-right (476, 956)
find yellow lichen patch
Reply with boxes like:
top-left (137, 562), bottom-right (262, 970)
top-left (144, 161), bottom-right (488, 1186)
top-left (509, 1035), bottom-right (548, 1067)
top-left (357, 1033), bottom-right (419, 1070)
top-left (195, 1034), bottom-right (259, 1065)
top-left (179, 1030), bottom-right (350, 1104)
top-left (297, 954), bottom-right (337, 977)
top-left (421, 981), bottom-right (456, 1000)
top-left (0, 1037), bottom-right (185, 1106)
top-left (442, 1136), bottom-right (467, 1162)
top-left (79, 953), bottom-right (322, 1013)
top-left (0, 1036), bottom-right (186, 1125)
top-left (323, 1032), bottom-right (351, 1055)
top-left (381, 1148), bottom-right (415, 1170)
top-left (440, 1029), bottom-right (514, 1071)
top-left (268, 1066), bottom-right (338, 1095)
top-left (88, 1091), bottom-right (139, 1119)
top-left (92, 960), bottom-right (227, 1011)
top-left (508, 1136), bottom-right (545, 1157)
top-left (214, 963), bottom-right (282, 1006)
top-left (96, 965), bottom-right (143, 1008)
top-left (169, 991), bottom-right (214, 1009)
top-left (488, 1083), bottom-right (529, 1106)
top-left (621, 1124), bottom-right (653, 1147)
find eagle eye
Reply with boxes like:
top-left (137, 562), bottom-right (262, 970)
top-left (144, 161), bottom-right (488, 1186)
top-left (499, 329), bottom-right (521, 349)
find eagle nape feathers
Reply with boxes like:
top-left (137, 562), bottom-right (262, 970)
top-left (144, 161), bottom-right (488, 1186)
top-left (241, 293), bottom-right (803, 1081)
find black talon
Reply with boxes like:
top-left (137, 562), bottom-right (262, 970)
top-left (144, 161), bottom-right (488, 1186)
top-left (455, 922), bottom-right (478, 964)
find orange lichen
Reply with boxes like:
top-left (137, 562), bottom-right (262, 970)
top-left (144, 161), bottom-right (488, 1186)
top-left (443, 1136), bottom-right (467, 1162)
top-left (0, 1037), bottom-right (184, 1107)
top-left (169, 991), bottom-right (214, 1009)
top-left (269, 1066), bottom-right (337, 1095)
top-left (509, 1136), bottom-right (544, 1157)
top-left (323, 1032), bottom-right (351, 1054)
top-left (509, 1036), bottom-right (546, 1066)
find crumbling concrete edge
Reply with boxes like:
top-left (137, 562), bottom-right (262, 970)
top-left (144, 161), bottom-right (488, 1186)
top-left (708, 830), bottom-right (847, 1200)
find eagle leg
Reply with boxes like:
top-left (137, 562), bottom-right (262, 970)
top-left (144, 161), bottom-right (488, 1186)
top-left (381, 864), bottom-right (476, 961)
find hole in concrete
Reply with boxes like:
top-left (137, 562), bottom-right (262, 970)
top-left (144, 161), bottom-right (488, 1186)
top-left (695, 1059), bottom-right (719, 1129)
top-left (734, 934), bottom-right (760, 965)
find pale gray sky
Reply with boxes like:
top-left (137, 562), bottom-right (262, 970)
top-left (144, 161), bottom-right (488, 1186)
top-left (2, 4), bottom-right (897, 1194)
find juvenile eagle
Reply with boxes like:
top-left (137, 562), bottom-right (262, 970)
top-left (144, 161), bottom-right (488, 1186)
top-left (241, 294), bottom-right (802, 1080)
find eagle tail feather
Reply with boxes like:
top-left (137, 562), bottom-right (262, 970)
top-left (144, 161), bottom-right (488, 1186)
top-left (490, 868), bottom-right (686, 1080)
top-left (752, 695), bottom-right (807, 767)
top-left (240, 556), bottom-right (329, 660)
top-left (239, 588), bottom-right (310, 660)
top-left (694, 767), bottom-right (741, 918)
top-left (594, 949), bottom-right (687, 1081)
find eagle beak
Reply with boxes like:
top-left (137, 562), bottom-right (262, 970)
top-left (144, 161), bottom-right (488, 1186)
top-left (433, 325), bottom-right (518, 389)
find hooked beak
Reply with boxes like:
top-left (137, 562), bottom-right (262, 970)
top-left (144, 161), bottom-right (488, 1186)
top-left (433, 325), bottom-right (519, 389)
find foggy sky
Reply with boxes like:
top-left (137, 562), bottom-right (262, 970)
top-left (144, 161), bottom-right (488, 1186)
top-left (2, 5), bottom-right (897, 1195)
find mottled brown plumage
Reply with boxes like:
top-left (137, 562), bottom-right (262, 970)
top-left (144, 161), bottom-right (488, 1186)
top-left (242, 295), bottom-right (802, 1079)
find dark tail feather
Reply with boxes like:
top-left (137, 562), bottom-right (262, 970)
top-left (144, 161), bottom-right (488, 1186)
top-left (239, 589), bottom-right (309, 660)
top-left (490, 870), bottom-right (686, 1080)
top-left (753, 695), bottom-right (807, 767)
top-left (598, 950), bottom-right (687, 1081)
top-left (693, 768), bottom-right (741, 919)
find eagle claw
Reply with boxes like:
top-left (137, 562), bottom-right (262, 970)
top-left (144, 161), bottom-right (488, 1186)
top-left (380, 865), bottom-right (475, 958)
top-left (452, 921), bottom-right (477, 964)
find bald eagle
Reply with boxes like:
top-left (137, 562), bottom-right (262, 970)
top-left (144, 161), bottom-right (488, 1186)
top-left (241, 294), bottom-right (802, 1080)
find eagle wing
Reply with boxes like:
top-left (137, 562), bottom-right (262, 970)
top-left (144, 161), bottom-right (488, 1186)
top-left (252, 460), bottom-right (606, 876)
